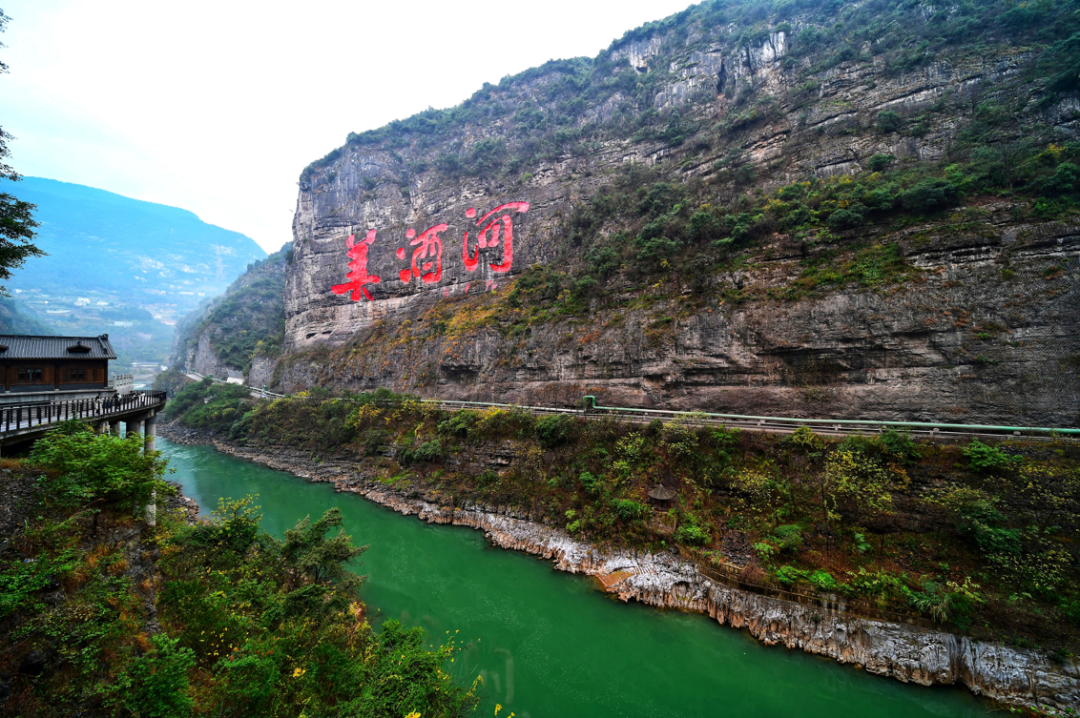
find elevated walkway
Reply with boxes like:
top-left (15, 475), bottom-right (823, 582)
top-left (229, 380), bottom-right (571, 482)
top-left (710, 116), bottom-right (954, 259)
top-left (0, 390), bottom-right (167, 448)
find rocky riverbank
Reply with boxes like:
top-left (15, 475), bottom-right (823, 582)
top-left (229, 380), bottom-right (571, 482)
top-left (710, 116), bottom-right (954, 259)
top-left (159, 422), bottom-right (1080, 711)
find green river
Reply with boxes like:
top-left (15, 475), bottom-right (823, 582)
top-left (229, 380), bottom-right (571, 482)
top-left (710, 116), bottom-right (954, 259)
top-left (161, 437), bottom-right (990, 718)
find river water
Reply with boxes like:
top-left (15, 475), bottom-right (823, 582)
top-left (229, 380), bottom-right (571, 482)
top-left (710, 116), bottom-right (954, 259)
top-left (161, 437), bottom-right (990, 718)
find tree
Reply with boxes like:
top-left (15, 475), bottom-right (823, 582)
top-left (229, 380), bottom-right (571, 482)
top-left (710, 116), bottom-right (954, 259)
top-left (29, 422), bottom-right (171, 513)
top-left (281, 507), bottom-right (367, 592)
top-left (0, 9), bottom-right (44, 291)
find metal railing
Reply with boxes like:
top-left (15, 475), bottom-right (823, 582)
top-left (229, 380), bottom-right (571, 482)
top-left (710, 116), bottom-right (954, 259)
top-left (402, 396), bottom-right (1080, 440)
top-left (0, 390), bottom-right (167, 435)
top-left (579, 396), bottom-right (1080, 439)
top-left (184, 371), bottom-right (288, 399)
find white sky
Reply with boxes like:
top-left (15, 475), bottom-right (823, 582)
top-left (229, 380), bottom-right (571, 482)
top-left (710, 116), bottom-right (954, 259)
top-left (1, 0), bottom-right (697, 254)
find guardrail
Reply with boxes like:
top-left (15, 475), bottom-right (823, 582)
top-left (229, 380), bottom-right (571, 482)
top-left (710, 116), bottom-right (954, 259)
top-left (0, 390), bottom-right (167, 434)
top-left (579, 396), bottom-right (1080, 439)
top-left (401, 396), bottom-right (1079, 441)
top-left (184, 371), bottom-right (288, 399)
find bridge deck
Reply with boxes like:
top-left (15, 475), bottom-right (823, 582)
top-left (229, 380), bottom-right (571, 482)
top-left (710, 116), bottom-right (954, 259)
top-left (0, 390), bottom-right (167, 444)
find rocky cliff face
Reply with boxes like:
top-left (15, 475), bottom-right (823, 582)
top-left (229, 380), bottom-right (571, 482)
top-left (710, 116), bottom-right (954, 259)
top-left (282, 1), bottom-right (1080, 425)
top-left (160, 427), bottom-right (1080, 712)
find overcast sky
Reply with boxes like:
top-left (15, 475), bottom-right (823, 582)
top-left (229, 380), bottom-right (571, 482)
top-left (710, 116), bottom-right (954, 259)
top-left (1, 0), bottom-right (697, 254)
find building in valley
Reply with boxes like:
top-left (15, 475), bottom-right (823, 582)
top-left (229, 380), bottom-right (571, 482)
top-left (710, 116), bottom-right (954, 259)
top-left (0, 334), bottom-right (116, 403)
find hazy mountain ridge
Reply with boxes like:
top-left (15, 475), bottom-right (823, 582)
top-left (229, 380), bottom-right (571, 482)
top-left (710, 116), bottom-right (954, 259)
top-left (0, 177), bottom-right (266, 367)
top-left (5, 177), bottom-right (265, 310)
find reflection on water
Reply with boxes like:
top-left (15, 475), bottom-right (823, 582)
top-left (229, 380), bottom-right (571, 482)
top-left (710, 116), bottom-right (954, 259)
top-left (162, 437), bottom-right (991, 718)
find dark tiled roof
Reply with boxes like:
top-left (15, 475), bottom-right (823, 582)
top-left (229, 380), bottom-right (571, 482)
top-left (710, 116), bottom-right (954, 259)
top-left (0, 335), bottom-right (116, 360)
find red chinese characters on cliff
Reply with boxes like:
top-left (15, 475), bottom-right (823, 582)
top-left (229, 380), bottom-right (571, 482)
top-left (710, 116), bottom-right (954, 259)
top-left (330, 230), bottom-right (380, 301)
top-left (399, 224), bottom-right (448, 284)
top-left (332, 201), bottom-right (529, 302)
top-left (463, 201), bottom-right (530, 273)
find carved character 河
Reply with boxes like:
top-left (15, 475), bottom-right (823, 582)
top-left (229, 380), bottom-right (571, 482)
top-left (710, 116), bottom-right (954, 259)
top-left (463, 201), bottom-right (529, 273)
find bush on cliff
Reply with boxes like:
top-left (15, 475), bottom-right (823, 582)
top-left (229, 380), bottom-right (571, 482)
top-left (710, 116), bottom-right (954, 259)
top-left (535, 414), bottom-right (574, 448)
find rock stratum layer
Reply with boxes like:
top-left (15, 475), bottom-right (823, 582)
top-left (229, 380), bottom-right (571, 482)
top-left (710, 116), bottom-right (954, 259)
top-left (162, 424), bottom-right (1080, 711)
top-left (277, 1), bottom-right (1080, 426)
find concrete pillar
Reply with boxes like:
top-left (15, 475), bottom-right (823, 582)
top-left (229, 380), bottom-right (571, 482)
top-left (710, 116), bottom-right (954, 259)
top-left (109, 420), bottom-right (121, 436)
top-left (125, 418), bottom-right (144, 439)
top-left (144, 412), bottom-right (157, 527)
top-left (144, 413), bottom-right (156, 453)
top-left (95, 421), bottom-right (108, 435)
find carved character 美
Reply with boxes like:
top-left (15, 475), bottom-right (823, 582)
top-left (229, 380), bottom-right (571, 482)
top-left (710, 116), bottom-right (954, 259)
top-left (331, 230), bottom-right (381, 301)
top-left (463, 201), bottom-right (529, 273)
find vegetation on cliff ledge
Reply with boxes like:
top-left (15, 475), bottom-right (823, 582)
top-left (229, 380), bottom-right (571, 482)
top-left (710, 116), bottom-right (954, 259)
top-left (171, 247), bottom-right (290, 376)
top-left (0, 422), bottom-right (477, 717)
top-left (169, 383), bottom-right (1080, 657)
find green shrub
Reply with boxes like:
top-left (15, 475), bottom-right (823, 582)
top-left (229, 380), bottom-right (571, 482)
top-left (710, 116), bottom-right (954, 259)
top-left (675, 524), bottom-right (711, 546)
top-left (827, 206), bottom-right (865, 229)
top-left (0, 548), bottom-right (81, 618)
top-left (29, 423), bottom-right (170, 512)
top-left (772, 524), bottom-right (804, 553)
top-left (808, 569), bottom-right (839, 592)
top-left (943, 489), bottom-right (1022, 556)
top-left (109, 635), bottom-right (196, 718)
top-left (1060, 598), bottom-right (1080, 627)
top-left (437, 411), bottom-right (477, 438)
top-left (1030, 161), bottom-right (1080, 196)
top-left (878, 428), bottom-right (921, 463)
top-left (786, 427), bottom-right (824, 453)
top-left (899, 178), bottom-right (959, 213)
top-left (753, 541), bottom-right (777, 562)
top-left (535, 414), bottom-right (574, 448)
top-left (866, 153), bottom-right (895, 172)
top-left (634, 235), bottom-right (682, 271)
top-left (863, 185), bottom-right (898, 211)
top-left (962, 439), bottom-right (1022, 473)
top-left (775, 565), bottom-right (807, 585)
top-left (412, 439), bottom-right (444, 464)
top-left (876, 110), bottom-right (903, 133)
top-left (612, 498), bottom-right (647, 520)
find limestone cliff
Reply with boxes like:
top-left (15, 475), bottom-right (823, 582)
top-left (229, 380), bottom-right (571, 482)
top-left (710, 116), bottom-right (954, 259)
top-left (282, 0), bottom-right (1080, 425)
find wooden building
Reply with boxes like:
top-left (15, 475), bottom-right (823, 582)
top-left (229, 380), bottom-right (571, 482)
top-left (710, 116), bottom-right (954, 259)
top-left (0, 334), bottom-right (115, 394)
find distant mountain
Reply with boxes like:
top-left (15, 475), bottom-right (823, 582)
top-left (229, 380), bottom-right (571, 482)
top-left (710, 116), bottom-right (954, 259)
top-left (170, 247), bottom-right (290, 387)
top-left (3, 177), bottom-right (265, 313)
top-left (0, 296), bottom-right (56, 335)
top-left (0, 177), bottom-right (268, 367)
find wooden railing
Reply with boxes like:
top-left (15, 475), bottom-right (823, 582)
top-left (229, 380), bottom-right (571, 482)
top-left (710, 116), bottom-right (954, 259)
top-left (0, 390), bottom-right (167, 435)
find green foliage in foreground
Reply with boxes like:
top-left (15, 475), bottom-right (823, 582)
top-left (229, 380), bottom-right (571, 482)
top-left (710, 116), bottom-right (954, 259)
top-left (0, 427), bottom-right (478, 717)
top-left (28, 421), bottom-right (171, 514)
